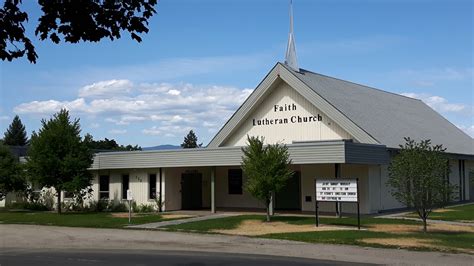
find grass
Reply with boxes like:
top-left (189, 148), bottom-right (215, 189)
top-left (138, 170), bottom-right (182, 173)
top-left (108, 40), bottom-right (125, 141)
top-left (163, 214), bottom-right (474, 253)
top-left (423, 204), bottom-right (474, 222)
top-left (0, 211), bottom-right (167, 228)
top-left (164, 214), bottom-right (420, 233)
top-left (264, 230), bottom-right (474, 252)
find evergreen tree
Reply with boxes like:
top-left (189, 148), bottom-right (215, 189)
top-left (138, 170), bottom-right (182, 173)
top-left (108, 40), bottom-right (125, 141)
top-left (27, 109), bottom-right (93, 214)
top-left (0, 143), bottom-right (26, 200)
top-left (181, 130), bottom-right (202, 148)
top-left (241, 136), bottom-right (293, 222)
top-left (3, 115), bottom-right (28, 146)
top-left (83, 133), bottom-right (141, 151)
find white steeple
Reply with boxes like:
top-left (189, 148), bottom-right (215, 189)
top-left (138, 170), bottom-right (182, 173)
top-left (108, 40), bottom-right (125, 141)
top-left (285, 0), bottom-right (299, 72)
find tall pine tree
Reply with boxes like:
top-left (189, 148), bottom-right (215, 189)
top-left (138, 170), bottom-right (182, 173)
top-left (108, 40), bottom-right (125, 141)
top-left (3, 115), bottom-right (28, 146)
top-left (181, 130), bottom-right (202, 148)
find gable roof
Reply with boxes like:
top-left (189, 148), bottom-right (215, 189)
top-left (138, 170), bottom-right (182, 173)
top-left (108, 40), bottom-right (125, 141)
top-left (208, 62), bottom-right (473, 155)
top-left (207, 63), bottom-right (378, 148)
top-left (282, 63), bottom-right (473, 155)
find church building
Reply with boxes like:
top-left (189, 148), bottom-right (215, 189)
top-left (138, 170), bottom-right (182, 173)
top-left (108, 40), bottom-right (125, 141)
top-left (87, 3), bottom-right (473, 215)
top-left (88, 60), bottom-right (473, 214)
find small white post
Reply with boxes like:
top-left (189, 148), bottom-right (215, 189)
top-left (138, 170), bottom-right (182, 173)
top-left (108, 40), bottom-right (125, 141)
top-left (127, 189), bottom-right (133, 223)
top-left (211, 167), bottom-right (216, 213)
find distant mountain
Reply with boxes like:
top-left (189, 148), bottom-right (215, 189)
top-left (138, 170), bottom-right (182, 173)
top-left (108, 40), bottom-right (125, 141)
top-left (142, 144), bottom-right (181, 151)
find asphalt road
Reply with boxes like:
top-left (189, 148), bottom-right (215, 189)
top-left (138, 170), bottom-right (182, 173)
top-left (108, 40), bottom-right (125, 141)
top-left (0, 250), bottom-right (368, 266)
top-left (2, 224), bottom-right (473, 265)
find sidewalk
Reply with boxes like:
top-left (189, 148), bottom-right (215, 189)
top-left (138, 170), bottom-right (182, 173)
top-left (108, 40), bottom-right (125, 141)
top-left (377, 212), bottom-right (474, 227)
top-left (127, 213), bottom-right (240, 229)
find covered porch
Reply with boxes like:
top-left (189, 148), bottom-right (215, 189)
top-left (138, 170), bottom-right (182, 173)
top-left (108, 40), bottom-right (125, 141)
top-left (90, 140), bottom-right (391, 214)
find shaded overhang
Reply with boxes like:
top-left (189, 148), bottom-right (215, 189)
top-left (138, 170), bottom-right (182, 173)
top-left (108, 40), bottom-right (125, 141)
top-left (89, 140), bottom-right (390, 170)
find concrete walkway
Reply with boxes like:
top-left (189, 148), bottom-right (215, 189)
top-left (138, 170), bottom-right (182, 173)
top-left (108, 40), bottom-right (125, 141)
top-left (127, 213), bottom-right (240, 229)
top-left (1, 224), bottom-right (472, 265)
top-left (377, 212), bottom-right (474, 226)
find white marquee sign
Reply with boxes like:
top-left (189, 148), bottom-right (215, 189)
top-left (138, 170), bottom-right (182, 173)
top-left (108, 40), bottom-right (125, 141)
top-left (315, 179), bottom-right (358, 202)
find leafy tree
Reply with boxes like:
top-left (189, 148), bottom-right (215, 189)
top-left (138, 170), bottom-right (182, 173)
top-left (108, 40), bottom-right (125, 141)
top-left (1, 0), bottom-right (158, 63)
top-left (181, 130), bottom-right (202, 148)
top-left (0, 143), bottom-right (26, 200)
top-left (27, 109), bottom-right (93, 214)
top-left (241, 136), bottom-right (293, 222)
top-left (388, 137), bottom-right (455, 233)
top-left (83, 133), bottom-right (141, 151)
top-left (3, 115), bottom-right (28, 146)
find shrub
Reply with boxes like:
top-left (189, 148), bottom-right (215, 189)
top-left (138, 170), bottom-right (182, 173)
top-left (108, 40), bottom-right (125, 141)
top-left (6, 201), bottom-right (49, 211)
top-left (135, 203), bottom-right (155, 213)
top-left (110, 201), bottom-right (127, 212)
top-left (85, 200), bottom-right (128, 212)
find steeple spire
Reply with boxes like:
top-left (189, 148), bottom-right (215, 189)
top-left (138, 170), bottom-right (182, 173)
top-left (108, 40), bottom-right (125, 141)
top-left (285, 0), bottom-right (299, 72)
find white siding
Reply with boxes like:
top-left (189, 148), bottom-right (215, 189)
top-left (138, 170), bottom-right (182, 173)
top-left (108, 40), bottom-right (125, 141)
top-left (215, 166), bottom-right (264, 209)
top-left (222, 82), bottom-right (352, 146)
top-left (368, 165), bottom-right (382, 213)
top-left (466, 160), bottom-right (474, 201)
top-left (449, 159), bottom-right (461, 201)
top-left (379, 165), bottom-right (404, 210)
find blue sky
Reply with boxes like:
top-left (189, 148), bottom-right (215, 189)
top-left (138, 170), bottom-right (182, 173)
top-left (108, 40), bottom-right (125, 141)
top-left (1, 0), bottom-right (473, 147)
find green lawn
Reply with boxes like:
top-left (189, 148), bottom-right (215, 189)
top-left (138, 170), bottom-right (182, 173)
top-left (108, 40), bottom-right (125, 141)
top-left (164, 214), bottom-right (420, 232)
top-left (0, 211), bottom-right (167, 228)
top-left (419, 204), bottom-right (474, 222)
top-left (163, 214), bottom-right (474, 253)
top-left (264, 230), bottom-right (474, 252)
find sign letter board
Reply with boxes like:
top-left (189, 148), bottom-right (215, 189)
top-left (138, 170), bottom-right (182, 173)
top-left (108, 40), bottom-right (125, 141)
top-left (314, 178), bottom-right (360, 229)
top-left (315, 179), bottom-right (358, 202)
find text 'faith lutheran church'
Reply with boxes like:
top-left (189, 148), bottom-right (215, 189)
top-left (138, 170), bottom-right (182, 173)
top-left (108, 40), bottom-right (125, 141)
top-left (81, 2), bottom-right (473, 214)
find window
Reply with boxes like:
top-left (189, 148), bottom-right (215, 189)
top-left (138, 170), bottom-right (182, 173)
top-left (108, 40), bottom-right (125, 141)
top-left (228, 169), bottom-right (243, 195)
top-left (149, 174), bottom-right (157, 199)
top-left (99, 175), bottom-right (109, 199)
top-left (122, 174), bottom-right (129, 200)
top-left (64, 191), bottom-right (74, 199)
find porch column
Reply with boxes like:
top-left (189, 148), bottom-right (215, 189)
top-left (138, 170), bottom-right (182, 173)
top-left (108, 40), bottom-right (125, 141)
top-left (211, 166), bottom-right (216, 213)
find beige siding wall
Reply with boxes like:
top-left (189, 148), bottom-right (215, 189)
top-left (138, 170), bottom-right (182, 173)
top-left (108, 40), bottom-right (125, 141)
top-left (215, 166), bottom-right (264, 209)
top-left (223, 82), bottom-right (352, 146)
top-left (378, 165), bottom-right (405, 210)
top-left (448, 159), bottom-right (461, 201)
top-left (466, 160), bottom-right (474, 201)
top-left (90, 169), bottom-right (162, 208)
top-left (300, 164), bottom-right (372, 214)
top-left (84, 159), bottom-right (474, 213)
top-left (368, 165), bottom-right (382, 213)
top-left (163, 167), bottom-right (211, 211)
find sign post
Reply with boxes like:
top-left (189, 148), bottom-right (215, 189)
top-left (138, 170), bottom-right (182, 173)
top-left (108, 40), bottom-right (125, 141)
top-left (315, 178), bottom-right (360, 229)
top-left (127, 189), bottom-right (133, 224)
top-left (314, 179), bottom-right (319, 227)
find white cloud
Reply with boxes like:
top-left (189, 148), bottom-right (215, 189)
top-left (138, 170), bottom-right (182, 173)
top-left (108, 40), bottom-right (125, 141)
top-left (142, 126), bottom-right (161, 136)
top-left (14, 98), bottom-right (88, 114)
top-left (0, 115), bottom-right (9, 121)
top-left (401, 93), bottom-right (469, 113)
top-left (14, 81), bottom-right (253, 136)
top-left (108, 129), bottom-right (127, 135)
top-left (78, 79), bottom-right (133, 98)
top-left (167, 89), bottom-right (181, 96)
top-left (89, 123), bottom-right (100, 129)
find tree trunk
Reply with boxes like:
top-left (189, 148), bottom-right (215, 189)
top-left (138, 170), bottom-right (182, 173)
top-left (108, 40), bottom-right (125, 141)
top-left (423, 217), bottom-right (427, 233)
top-left (266, 198), bottom-right (271, 222)
top-left (57, 189), bottom-right (62, 214)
